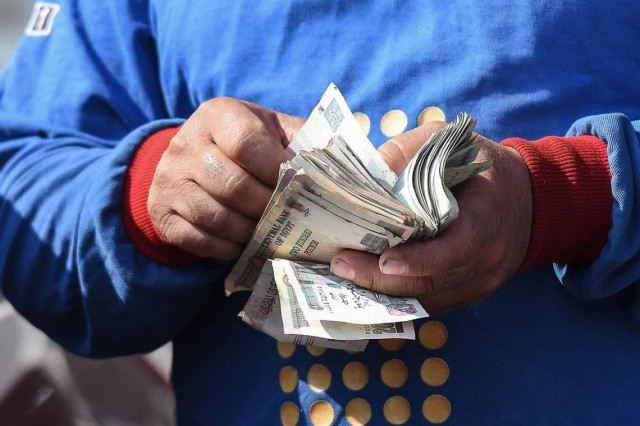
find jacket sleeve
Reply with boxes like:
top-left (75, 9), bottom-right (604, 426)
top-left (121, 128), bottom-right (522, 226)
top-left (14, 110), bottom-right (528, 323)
top-left (558, 114), bottom-right (640, 316)
top-left (503, 113), bottom-right (640, 317)
top-left (0, 1), bottom-right (224, 357)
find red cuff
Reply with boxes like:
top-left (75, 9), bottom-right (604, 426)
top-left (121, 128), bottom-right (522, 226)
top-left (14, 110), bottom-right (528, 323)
top-left (123, 126), bottom-right (199, 265)
top-left (502, 135), bottom-right (612, 269)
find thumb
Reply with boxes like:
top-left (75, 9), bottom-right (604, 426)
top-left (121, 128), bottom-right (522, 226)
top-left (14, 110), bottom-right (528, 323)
top-left (377, 121), bottom-right (448, 174)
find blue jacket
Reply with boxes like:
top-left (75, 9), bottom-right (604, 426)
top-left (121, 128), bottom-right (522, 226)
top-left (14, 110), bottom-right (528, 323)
top-left (1, 1), bottom-right (640, 424)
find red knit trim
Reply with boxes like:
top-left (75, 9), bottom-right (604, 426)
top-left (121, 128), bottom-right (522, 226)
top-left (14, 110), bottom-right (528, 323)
top-left (502, 135), bottom-right (612, 269)
top-left (123, 126), bottom-right (199, 265)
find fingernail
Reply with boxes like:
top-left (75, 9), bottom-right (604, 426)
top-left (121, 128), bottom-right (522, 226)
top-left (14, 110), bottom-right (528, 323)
top-left (381, 258), bottom-right (407, 275)
top-left (330, 259), bottom-right (355, 280)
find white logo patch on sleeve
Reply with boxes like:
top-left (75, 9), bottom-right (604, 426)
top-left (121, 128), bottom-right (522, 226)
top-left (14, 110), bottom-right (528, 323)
top-left (25, 2), bottom-right (60, 36)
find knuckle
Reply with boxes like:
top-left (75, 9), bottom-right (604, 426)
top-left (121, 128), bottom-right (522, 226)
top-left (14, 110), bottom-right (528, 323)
top-left (166, 133), bottom-right (190, 156)
top-left (148, 195), bottom-right (168, 223)
top-left (148, 187), bottom-right (173, 227)
top-left (199, 97), bottom-right (229, 114)
top-left (221, 171), bottom-right (251, 201)
top-left (367, 277), bottom-right (384, 294)
top-left (197, 99), bottom-right (214, 115)
top-left (195, 97), bottom-right (240, 137)
top-left (170, 177), bottom-right (196, 197)
top-left (231, 127), bottom-right (262, 164)
top-left (263, 108), bottom-right (279, 124)
top-left (423, 276), bottom-right (437, 296)
top-left (158, 213), bottom-right (183, 246)
top-left (278, 112), bottom-right (297, 129)
top-left (215, 96), bottom-right (237, 108)
top-left (357, 268), bottom-right (380, 291)
top-left (185, 194), bottom-right (207, 225)
top-left (411, 279), bottom-right (428, 297)
top-left (152, 159), bottom-right (172, 188)
top-left (207, 204), bottom-right (230, 232)
top-left (199, 97), bottom-right (240, 122)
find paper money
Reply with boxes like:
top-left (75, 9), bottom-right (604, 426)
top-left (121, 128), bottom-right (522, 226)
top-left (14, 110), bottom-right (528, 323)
top-left (273, 261), bottom-right (415, 340)
top-left (392, 112), bottom-right (491, 236)
top-left (232, 83), bottom-right (492, 349)
top-left (273, 259), bottom-right (428, 325)
top-left (240, 262), bottom-right (369, 351)
top-left (227, 85), bottom-right (489, 294)
top-left (288, 83), bottom-right (397, 192)
top-left (226, 185), bottom-right (393, 292)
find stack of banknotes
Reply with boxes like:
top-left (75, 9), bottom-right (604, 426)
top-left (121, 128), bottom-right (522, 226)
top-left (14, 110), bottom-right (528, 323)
top-left (226, 83), bottom-right (491, 350)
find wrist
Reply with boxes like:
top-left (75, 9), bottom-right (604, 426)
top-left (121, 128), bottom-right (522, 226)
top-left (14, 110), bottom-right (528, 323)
top-left (123, 126), bottom-right (199, 265)
top-left (502, 135), bottom-right (612, 269)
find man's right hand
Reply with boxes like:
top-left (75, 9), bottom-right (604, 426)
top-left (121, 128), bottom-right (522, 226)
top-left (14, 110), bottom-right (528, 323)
top-left (331, 123), bottom-right (533, 315)
top-left (148, 98), bottom-right (304, 259)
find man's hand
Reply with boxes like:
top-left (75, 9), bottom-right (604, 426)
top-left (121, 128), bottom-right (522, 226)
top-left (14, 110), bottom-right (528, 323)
top-left (148, 98), bottom-right (304, 259)
top-left (330, 122), bottom-right (533, 315)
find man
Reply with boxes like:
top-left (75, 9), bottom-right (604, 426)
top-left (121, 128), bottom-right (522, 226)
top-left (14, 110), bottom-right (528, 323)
top-left (1, 1), bottom-right (639, 424)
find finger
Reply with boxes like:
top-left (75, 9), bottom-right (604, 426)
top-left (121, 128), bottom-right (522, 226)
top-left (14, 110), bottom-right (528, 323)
top-left (239, 100), bottom-right (289, 145)
top-left (377, 121), bottom-right (448, 174)
top-left (330, 250), bottom-right (434, 297)
top-left (194, 143), bottom-right (273, 219)
top-left (378, 238), bottom-right (468, 277)
top-left (274, 111), bottom-right (305, 143)
top-left (223, 121), bottom-right (290, 186)
top-left (241, 101), bottom-right (305, 145)
top-left (172, 182), bottom-right (256, 244)
top-left (378, 209), bottom-right (488, 277)
top-left (157, 212), bottom-right (243, 260)
top-left (199, 99), bottom-right (291, 186)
